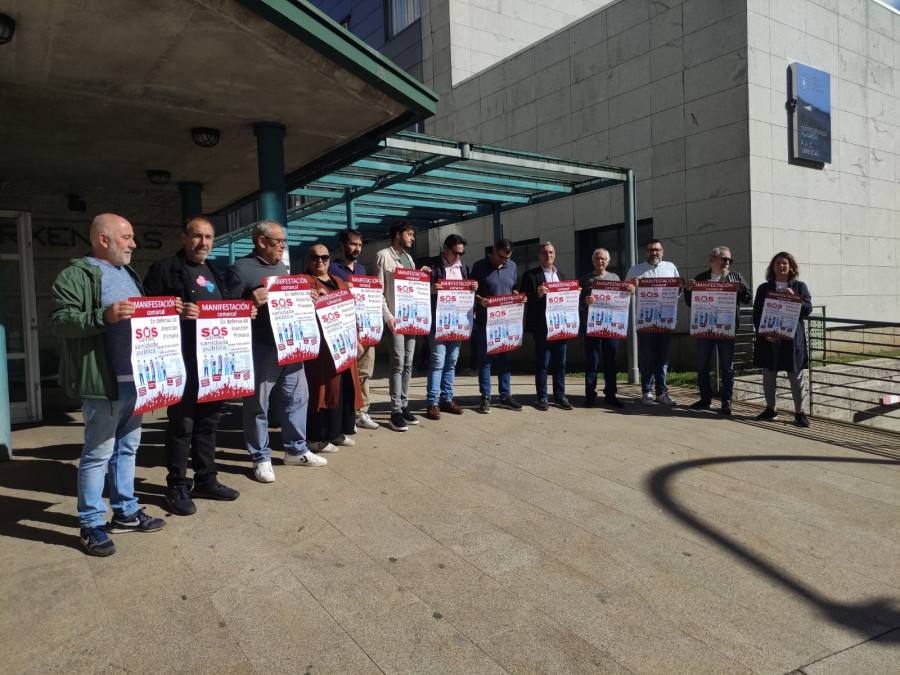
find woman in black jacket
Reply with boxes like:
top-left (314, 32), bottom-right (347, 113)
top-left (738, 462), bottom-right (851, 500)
top-left (752, 252), bottom-right (812, 427)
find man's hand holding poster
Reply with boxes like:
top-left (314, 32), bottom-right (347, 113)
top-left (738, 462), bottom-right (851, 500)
top-left (349, 275), bottom-right (383, 346)
top-left (315, 289), bottom-right (358, 373)
top-left (130, 296), bottom-right (186, 414)
top-left (265, 275), bottom-right (319, 364)
top-left (435, 279), bottom-right (475, 341)
top-left (544, 280), bottom-right (580, 340)
top-left (759, 290), bottom-right (803, 340)
top-left (635, 278), bottom-right (680, 333)
top-left (196, 301), bottom-right (254, 403)
top-left (689, 281), bottom-right (739, 339)
top-left (486, 294), bottom-right (526, 355)
top-left (586, 280), bottom-right (631, 339)
top-left (394, 268), bottom-right (431, 335)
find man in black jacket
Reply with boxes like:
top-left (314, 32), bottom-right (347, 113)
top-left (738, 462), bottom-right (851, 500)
top-left (521, 242), bottom-right (573, 411)
top-left (143, 216), bottom-right (239, 515)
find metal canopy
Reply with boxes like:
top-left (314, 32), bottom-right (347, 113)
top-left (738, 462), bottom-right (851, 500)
top-left (210, 131), bottom-right (630, 263)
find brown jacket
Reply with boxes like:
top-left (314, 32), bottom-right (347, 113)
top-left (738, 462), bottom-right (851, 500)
top-left (304, 273), bottom-right (364, 414)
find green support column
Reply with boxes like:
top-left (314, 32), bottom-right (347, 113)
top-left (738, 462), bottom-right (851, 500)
top-left (624, 168), bottom-right (639, 384)
top-left (253, 122), bottom-right (287, 226)
top-left (492, 203), bottom-right (502, 243)
top-left (0, 302), bottom-right (11, 460)
top-left (345, 190), bottom-right (356, 229)
top-left (178, 181), bottom-right (204, 222)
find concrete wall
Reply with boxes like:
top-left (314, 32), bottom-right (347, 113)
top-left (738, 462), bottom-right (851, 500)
top-left (746, 0), bottom-right (900, 321)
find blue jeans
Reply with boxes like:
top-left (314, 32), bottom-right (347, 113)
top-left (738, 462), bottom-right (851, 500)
top-left (474, 322), bottom-right (511, 398)
top-left (244, 341), bottom-right (309, 463)
top-left (427, 336), bottom-right (460, 405)
top-left (533, 331), bottom-right (566, 401)
top-left (584, 336), bottom-right (619, 398)
top-left (638, 332), bottom-right (672, 395)
top-left (696, 338), bottom-right (735, 403)
top-left (78, 381), bottom-right (141, 529)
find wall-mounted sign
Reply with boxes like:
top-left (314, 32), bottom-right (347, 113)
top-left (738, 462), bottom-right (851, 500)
top-left (789, 63), bottom-right (831, 163)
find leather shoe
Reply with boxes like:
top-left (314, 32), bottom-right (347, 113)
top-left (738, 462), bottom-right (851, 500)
top-left (720, 401), bottom-right (733, 415)
top-left (555, 397), bottom-right (573, 411)
top-left (439, 400), bottom-right (463, 415)
top-left (425, 404), bottom-right (441, 420)
top-left (604, 395), bottom-right (624, 408)
top-left (192, 481), bottom-right (240, 501)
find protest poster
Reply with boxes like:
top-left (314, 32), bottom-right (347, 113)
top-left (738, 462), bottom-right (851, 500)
top-left (434, 279), bottom-right (475, 341)
top-left (349, 275), bottom-right (384, 346)
top-left (394, 268), bottom-right (431, 335)
top-left (315, 289), bottom-right (358, 374)
top-left (758, 290), bottom-right (804, 340)
top-left (689, 281), bottom-right (739, 339)
top-left (635, 278), bottom-right (680, 333)
top-left (485, 294), bottom-right (526, 355)
top-left (586, 280), bottom-right (632, 339)
top-left (264, 275), bottom-right (319, 364)
top-left (196, 301), bottom-right (254, 403)
top-left (544, 280), bottom-right (581, 340)
top-left (129, 296), bottom-right (186, 414)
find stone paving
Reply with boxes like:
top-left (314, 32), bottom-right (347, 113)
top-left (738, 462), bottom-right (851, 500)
top-left (1, 372), bottom-right (898, 674)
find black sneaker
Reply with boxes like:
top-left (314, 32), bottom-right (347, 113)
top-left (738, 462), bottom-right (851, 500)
top-left (499, 395), bottom-right (523, 411)
top-left (604, 395), bottom-right (625, 409)
top-left (166, 485), bottom-right (197, 516)
top-left (690, 399), bottom-right (712, 410)
top-left (795, 412), bottom-right (810, 427)
top-left (756, 407), bottom-right (777, 420)
top-left (401, 408), bottom-right (419, 425)
top-left (108, 507), bottom-right (166, 534)
top-left (720, 401), bottom-right (733, 416)
top-left (584, 395), bottom-right (597, 408)
top-left (192, 481), bottom-right (240, 501)
top-left (477, 396), bottom-right (491, 414)
top-left (536, 399), bottom-right (549, 411)
top-left (389, 412), bottom-right (408, 432)
top-left (554, 397), bottom-right (573, 411)
top-left (80, 525), bottom-right (116, 557)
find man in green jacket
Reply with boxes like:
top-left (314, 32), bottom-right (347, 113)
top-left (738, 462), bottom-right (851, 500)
top-left (50, 213), bottom-right (167, 556)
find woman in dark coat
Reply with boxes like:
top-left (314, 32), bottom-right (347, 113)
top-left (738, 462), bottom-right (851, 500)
top-left (304, 244), bottom-right (364, 453)
top-left (752, 251), bottom-right (812, 427)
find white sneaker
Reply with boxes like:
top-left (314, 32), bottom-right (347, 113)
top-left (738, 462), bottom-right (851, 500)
top-left (332, 434), bottom-right (355, 447)
top-left (284, 451), bottom-right (327, 466)
top-left (642, 392), bottom-right (655, 406)
top-left (310, 442), bottom-right (339, 454)
top-left (656, 392), bottom-right (676, 406)
top-left (253, 461), bottom-right (276, 483)
top-left (356, 412), bottom-right (379, 430)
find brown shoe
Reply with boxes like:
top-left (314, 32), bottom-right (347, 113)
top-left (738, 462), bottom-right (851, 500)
top-left (439, 400), bottom-right (464, 415)
top-left (425, 404), bottom-right (441, 420)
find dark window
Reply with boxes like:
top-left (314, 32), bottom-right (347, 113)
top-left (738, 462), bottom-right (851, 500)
top-left (385, 0), bottom-right (420, 39)
top-left (575, 219), bottom-right (653, 279)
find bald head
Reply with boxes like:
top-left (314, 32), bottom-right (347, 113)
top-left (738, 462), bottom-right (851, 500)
top-left (90, 213), bottom-right (136, 266)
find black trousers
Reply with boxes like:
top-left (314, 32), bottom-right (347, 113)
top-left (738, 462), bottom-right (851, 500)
top-left (165, 371), bottom-right (222, 488)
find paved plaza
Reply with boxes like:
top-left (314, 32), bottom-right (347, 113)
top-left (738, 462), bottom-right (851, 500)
top-left (1, 372), bottom-right (898, 674)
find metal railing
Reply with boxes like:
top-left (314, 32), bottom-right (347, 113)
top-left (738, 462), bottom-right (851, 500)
top-left (731, 308), bottom-right (900, 431)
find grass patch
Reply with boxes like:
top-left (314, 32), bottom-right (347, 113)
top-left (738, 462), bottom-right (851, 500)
top-left (811, 348), bottom-right (900, 368)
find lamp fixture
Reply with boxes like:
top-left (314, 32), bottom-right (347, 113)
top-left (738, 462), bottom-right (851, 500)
top-left (0, 14), bottom-right (15, 45)
top-left (190, 127), bottom-right (220, 147)
top-left (146, 169), bottom-right (171, 185)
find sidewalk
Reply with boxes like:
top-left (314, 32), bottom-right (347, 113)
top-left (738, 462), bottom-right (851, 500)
top-left (1, 372), bottom-right (898, 674)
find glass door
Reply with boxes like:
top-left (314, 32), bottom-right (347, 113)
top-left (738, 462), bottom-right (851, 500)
top-left (1, 211), bottom-right (41, 423)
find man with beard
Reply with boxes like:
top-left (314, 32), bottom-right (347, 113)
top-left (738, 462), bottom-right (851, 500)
top-left (143, 216), bottom-right (241, 515)
top-left (51, 213), bottom-right (168, 556)
top-left (329, 228), bottom-right (379, 430)
top-left (626, 239), bottom-right (684, 406)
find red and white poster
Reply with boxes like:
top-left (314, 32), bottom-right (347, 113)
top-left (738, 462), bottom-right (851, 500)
top-left (435, 279), bottom-right (476, 341)
top-left (196, 301), bottom-right (255, 403)
top-left (129, 296), bottom-right (186, 414)
top-left (759, 290), bottom-right (803, 340)
top-left (689, 281), bottom-right (739, 339)
top-left (544, 280), bottom-right (580, 341)
top-left (315, 289), bottom-right (358, 374)
top-left (349, 275), bottom-right (384, 346)
top-left (586, 280), bottom-right (632, 339)
top-left (635, 278), bottom-right (680, 333)
top-left (264, 275), bottom-right (319, 364)
top-left (394, 268), bottom-right (431, 335)
top-left (485, 294), bottom-right (526, 355)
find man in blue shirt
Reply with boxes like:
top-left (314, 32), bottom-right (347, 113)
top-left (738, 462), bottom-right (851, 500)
top-left (470, 238), bottom-right (524, 413)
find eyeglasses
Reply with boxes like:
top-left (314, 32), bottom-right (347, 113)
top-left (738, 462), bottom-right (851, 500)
top-left (646, 248), bottom-right (663, 253)
top-left (264, 236), bottom-right (287, 246)
top-left (719, 257), bottom-right (732, 264)
top-left (309, 254), bottom-right (330, 262)
top-left (448, 249), bottom-right (465, 257)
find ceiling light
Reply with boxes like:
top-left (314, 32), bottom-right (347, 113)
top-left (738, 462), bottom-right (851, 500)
top-left (146, 170), bottom-right (171, 185)
top-left (0, 14), bottom-right (15, 45)
top-left (190, 127), bottom-right (220, 148)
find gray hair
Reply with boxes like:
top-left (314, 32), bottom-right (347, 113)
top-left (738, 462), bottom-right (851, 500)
top-left (710, 246), bottom-right (731, 259)
top-left (251, 220), bottom-right (283, 244)
top-left (592, 248), bottom-right (610, 259)
top-left (539, 241), bottom-right (554, 251)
